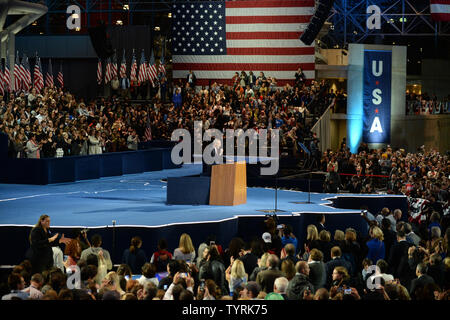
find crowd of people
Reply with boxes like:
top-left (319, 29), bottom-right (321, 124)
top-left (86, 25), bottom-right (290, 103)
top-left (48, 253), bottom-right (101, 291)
top-left (0, 69), bottom-right (336, 160)
top-left (406, 92), bottom-right (450, 115)
top-left (1, 209), bottom-right (449, 301)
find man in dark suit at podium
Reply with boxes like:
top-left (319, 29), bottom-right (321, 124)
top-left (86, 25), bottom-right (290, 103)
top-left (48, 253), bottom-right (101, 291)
top-left (202, 138), bottom-right (224, 176)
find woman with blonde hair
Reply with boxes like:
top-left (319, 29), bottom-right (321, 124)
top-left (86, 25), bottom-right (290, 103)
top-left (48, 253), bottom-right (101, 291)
top-left (304, 225), bottom-right (320, 255)
top-left (102, 271), bottom-right (125, 297)
top-left (174, 233), bottom-right (196, 263)
top-left (226, 258), bottom-right (248, 296)
top-left (366, 226), bottom-right (385, 263)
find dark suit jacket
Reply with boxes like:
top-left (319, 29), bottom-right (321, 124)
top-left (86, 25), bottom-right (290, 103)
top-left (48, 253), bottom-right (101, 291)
top-left (239, 252), bottom-right (259, 276)
top-left (308, 261), bottom-right (327, 291)
top-left (388, 240), bottom-right (414, 280)
top-left (256, 268), bottom-right (285, 293)
top-left (325, 257), bottom-right (352, 287)
top-left (410, 274), bottom-right (435, 299)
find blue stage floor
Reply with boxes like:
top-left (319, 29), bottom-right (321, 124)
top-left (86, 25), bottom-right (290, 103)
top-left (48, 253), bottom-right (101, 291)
top-left (0, 164), bottom-right (370, 228)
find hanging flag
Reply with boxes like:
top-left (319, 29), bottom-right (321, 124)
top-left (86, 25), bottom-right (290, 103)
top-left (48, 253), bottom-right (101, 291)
top-left (13, 52), bottom-right (22, 92)
top-left (4, 54), bottom-right (11, 92)
top-left (130, 51), bottom-right (138, 82)
top-left (105, 57), bottom-right (112, 84)
top-left (21, 54), bottom-right (32, 92)
top-left (33, 55), bottom-right (44, 92)
top-left (97, 58), bottom-right (102, 85)
top-left (45, 58), bottom-right (54, 88)
top-left (111, 51), bottom-right (118, 79)
top-left (144, 108), bottom-right (152, 141)
top-left (159, 40), bottom-right (166, 77)
top-left (430, 0), bottom-right (450, 21)
top-left (57, 62), bottom-right (64, 88)
top-left (138, 50), bottom-right (147, 84)
top-left (120, 49), bottom-right (127, 78)
top-left (172, 0), bottom-right (315, 87)
top-left (0, 63), bottom-right (4, 97)
top-left (147, 49), bottom-right (158, 87)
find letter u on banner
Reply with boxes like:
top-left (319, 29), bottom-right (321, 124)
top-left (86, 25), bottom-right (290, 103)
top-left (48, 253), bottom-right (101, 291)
top-left (363, 50), bottom-right (392, 144)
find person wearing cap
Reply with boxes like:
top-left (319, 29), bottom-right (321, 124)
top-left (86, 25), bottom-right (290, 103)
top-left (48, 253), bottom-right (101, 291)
top-left (256, 254), bottom-right (285, 294)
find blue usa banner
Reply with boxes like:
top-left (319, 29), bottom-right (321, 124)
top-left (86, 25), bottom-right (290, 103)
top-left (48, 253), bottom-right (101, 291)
top-left (363, 50), bottom-right (392, 144)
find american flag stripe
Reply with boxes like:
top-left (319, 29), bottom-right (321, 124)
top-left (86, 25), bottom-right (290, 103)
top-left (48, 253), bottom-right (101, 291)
top-left (172, 0), bottom-right (315, 85)
top-left (97, 59), bottom-right (102, 84)
top-left (430, 0), bottom-right (450, 21)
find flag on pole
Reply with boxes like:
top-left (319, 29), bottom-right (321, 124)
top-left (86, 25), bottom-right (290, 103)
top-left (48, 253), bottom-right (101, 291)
top-left (159, 40), bottom-right (166, 77)
top-left (120, 49), bottom-right (127, 78)
top-left (13, 52), bottom-right (22, 91)
top-left (4, 54), bottom-right (10, 92)
top-left (148, 49), bottom-right (158, 86)
top-left (33, 54), bottom-right (44, 92)
top-left (144, 108), bottom-right (152, 141)
top-left (430, 0), bottom-right (450, 21)
top-left (130, 51), bottom-right (137, 82)
top-left (111, 51), bottom-right (118, 79)
top-left (57, 62), bottom-right (64, 88)
top-left (0, 63), bottom-right (4, 97)
top-left (97, 58), bottom-right (102, 85)
top-left (138, 50), bottom-right (147, 84)
top-left (45, 58), bottom-right (54, 88)
top-left (105, 57), bottom-right (113, 84)
top-left (21, 54), bottom-right (31, 92)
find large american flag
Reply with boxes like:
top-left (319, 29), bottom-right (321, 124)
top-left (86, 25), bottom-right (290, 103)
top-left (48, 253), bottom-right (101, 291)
top-left (45, 58), bottom-right (54, 88)
top-left (430, 0), bottom-right (450, 21)
top-left (172, 0), bottom-right (315, 87)
top-left (33, 55), bottom-right (44, 92)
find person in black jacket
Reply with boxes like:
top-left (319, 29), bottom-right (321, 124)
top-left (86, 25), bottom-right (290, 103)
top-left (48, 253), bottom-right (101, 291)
top-left (388, 230), bottom-right (414, 289)
top-left (410, 263), bottom-right (435, 299)
top-left (199, 245), bottom-right (228, 295)
top-left (28, 214), bottom-right (68, 274)
top-left (122, 236), bottom-right (147, 274)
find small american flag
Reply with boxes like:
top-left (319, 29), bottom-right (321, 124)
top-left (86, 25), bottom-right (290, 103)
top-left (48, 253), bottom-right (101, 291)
top-left (144, 108), bottom-right (152, 141)
top-left (4, 54), bottom-right (10, 92)
top-left (138, 50), bottom-right (148, 84)
top-left (105, 57), bottom-right (112, 84)
top-left (33, 55), bottom-right (44, 92)
top-left (172, 0), bottom-right (315, 87)
top-left (97, 58), bottom-right (102, 85)
top-left (120, 49), bottom-right (127, 78)
top-left (57, 62), bottom-right (64, 88)
top-left (45, 58), bottom-right (54, 88)
top-left (13, 52), bottom-right (21, 91)
top-left (130, 51), bottom-right (138, 82)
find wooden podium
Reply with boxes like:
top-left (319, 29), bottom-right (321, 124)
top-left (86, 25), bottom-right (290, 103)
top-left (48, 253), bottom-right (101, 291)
top-left (209, 161), bottom-right (247, 206)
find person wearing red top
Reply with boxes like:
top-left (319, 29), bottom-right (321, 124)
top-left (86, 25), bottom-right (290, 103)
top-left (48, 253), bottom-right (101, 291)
top-left (150, 238), bottom-right (173, 272)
